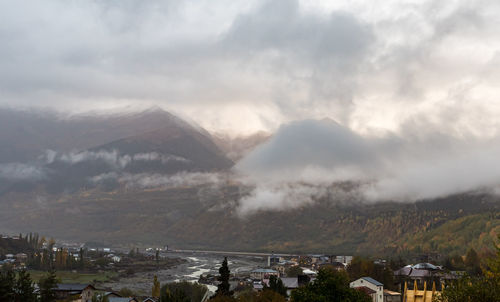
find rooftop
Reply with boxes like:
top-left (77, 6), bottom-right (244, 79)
top-left (354, 286), bottom-right (377, 295)
top-left (56, 284), bottom-right (95, 291)
top-left (252, 269), bottom-right (278, 273)
top-left (360, 277), bottom-right (383, 286)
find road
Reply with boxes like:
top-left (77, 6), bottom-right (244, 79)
top-left (167, 249), bottom-right (298, 258)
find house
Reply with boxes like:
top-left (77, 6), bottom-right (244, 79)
top-left (250, 268), bottom-right (279, 280)
top-left (318, 261), bottom-right (345, 271)
top-left (354, 286), bottom-right (377, 300)
top-left (271, 260), bottom-right (297, 275)
top-left (267, 255), bottom-right (283, 267)
top-left (350, 277), bottom-right (384, 302)
top-left (15, 253), bottom-right (28, 261)
top-left (103, 292), bottom-right (122, 298)
top-left (395, 263), bottom-right (464, 291)
top-left (108, 297), bottom-right (139, 302)
top-left (402, 280), bottom-right (441, 302)
top-left (383, 289), bottom-right (401, 302)
top-left (334, 255), bottom-right (353, 266)
top-left (280, 277), bottom-right (299, 296)
top-left (301, 268), bottom-right (317, 277)
top-left (394, 263), bottom-right (440, 280)
top-left (53, 284), bottom-right (95, 302)
top-left (252, 280), bottom-right (264, 291)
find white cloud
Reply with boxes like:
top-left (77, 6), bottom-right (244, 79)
top-left (90, 171), bottom-right (225, 189)
top-left (235, 118), bottom-right (500, 213)
top-left (53, 150), bottom-right (189, 168)
top-left (1, 0), bottom-right (500, 135)
top-left (0, 163), bottom-right (45, 180)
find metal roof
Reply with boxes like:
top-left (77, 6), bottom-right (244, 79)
top-left (280, 277), bottom-right (299, 288)
top-left (361, 277), bottom-right (383, 286)
top-left (252, 268), bottom-right (278, 273)
top-left (412, 263), bottom-right (439, 270)
top-left (55, 284), bottom-right (95, 291)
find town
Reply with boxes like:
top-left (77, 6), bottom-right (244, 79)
top-left (0, 232), bottom-right (498, 301)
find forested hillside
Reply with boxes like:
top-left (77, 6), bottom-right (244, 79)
top-left (1, 185), bottom-right (498, 257)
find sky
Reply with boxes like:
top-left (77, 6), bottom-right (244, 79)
top-left (2, 0), bottom-right (500, 136)
top-left (3, 0), bottom-right (500, 213)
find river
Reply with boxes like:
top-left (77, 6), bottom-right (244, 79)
top-left (101, 251), bottom-right (266, 295)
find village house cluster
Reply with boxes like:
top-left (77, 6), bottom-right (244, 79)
top-left (195, 253), bottom-right (467, 302)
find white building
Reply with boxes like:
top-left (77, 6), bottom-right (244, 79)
top-left (350, 277), bottom-right (384, 302)
top-left (250, 268), bottom-right (279, 280)
top-left (335, 255), bottom-right (353, 266)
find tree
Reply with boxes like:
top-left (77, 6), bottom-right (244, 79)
top-left (285, 266), bottom-right (303, 277)
top-left (347, 256), bottom-right (396, 291)
top-left (0, 269), bottom-right (15, 302)
top-left (437, 235), bottom-right (500, 302)
top-left (215, 257), bottom-right (231, 297)
top-left (255, 290), bottom-right (287, 302)
top-left (161, 281), bottom-right (208, 302)
top-left (464, 248), bottom-right (481, 276)
top-left (79, 248), bottom-right (85, 269)
top-left (161, 287), bottom-right (190, 302)
top-left (38, 269), bottom-right (59, 302)
top-left (266, 275), bottom-right (287, 297)
top-left (237, 290), bottom-right (287, 302)
top-left (209, 295), bottom-right (236, 302)
top-left (152, 275), bottom-right (161, 298)
top-left (14, 270), bottom-right (36, 302)
top-left (290, 268), bottom-right (371, 302)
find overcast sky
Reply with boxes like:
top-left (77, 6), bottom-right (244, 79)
top-left (1, 0), bottom-right (500, 135)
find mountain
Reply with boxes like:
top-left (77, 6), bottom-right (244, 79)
top-left (0, 107), bottom-right (233, 192)
top-left (212, 131), bottom-right (271, 161)
top-left (0, 107), bottom-right (224, 164)
top-left (1, 113), bottom-right (499, 258)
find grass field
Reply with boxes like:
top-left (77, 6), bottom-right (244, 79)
top-left (28, 270), bottom-right (118, 284)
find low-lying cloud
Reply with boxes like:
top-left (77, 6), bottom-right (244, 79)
top-left (0, 163), bottom-right (46, 181)
top-left (235, 118), bottom-right (500, 214)
top-left (44, 149), bottom-right (190, 169)
top-left (90, 171), bottom-right (225, 189)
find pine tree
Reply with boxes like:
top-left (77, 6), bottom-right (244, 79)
top-left (215, 257), bottom-right (231, 296)
top-left (0, 270), bottom-right (15, 302)
top-left (38, 269), bottom-right (59, 302)
top-left (79, 248), bottom-right (85, 269)
top-left (267, 275), bottom-right (287, 297)
top-left (14, 270), bottom-right (36, 302)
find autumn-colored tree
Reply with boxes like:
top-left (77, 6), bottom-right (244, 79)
top-left (152, 275), bottom-right (161, 298)
top-left (464, 248), bottom-right (481, 276)
top-left (437, 235), bottom-right (500, 302)
top-left (285, 266), bottom-right (303, 277)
